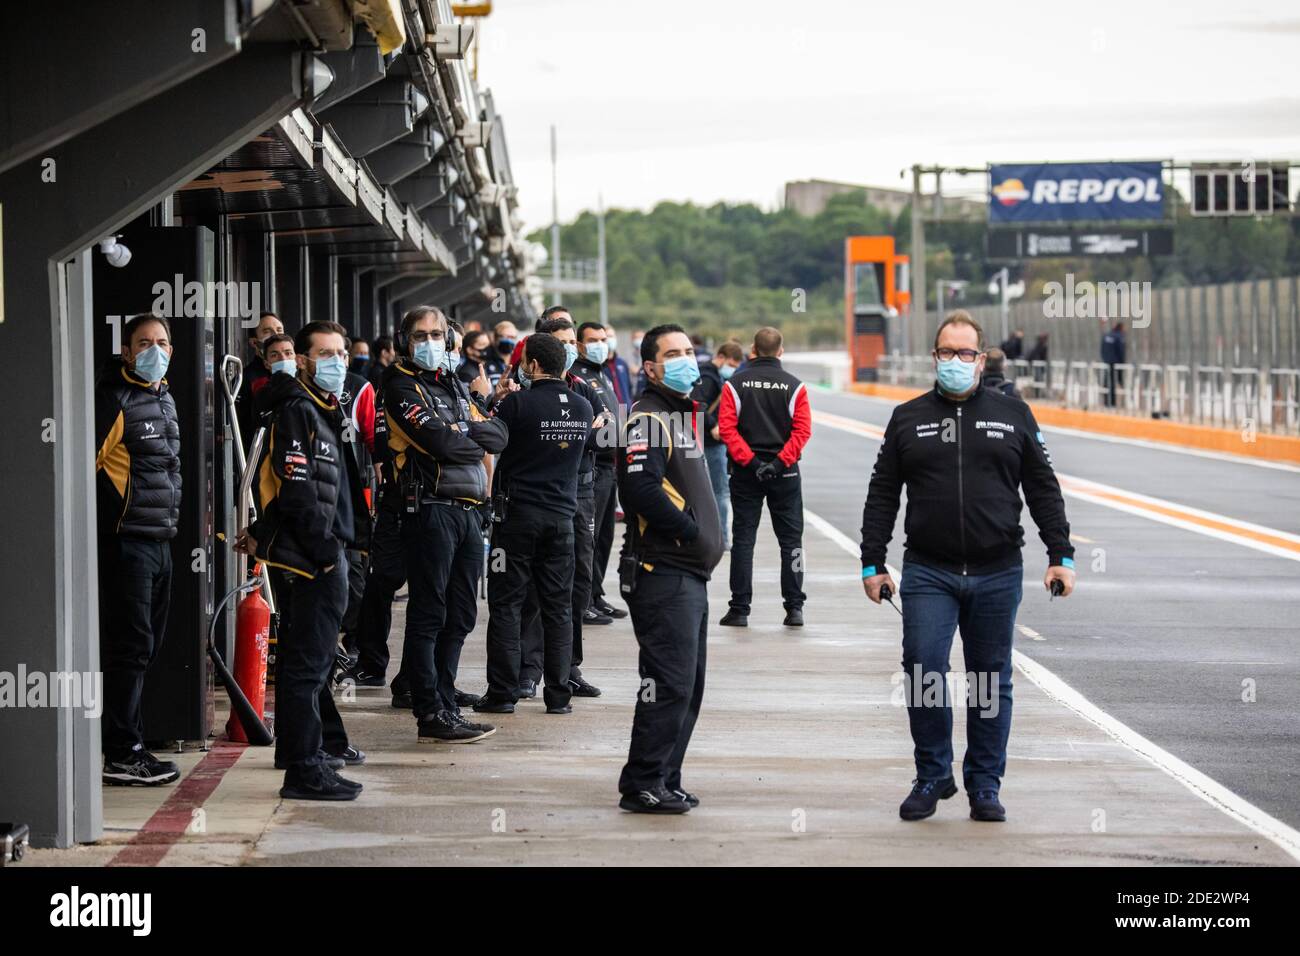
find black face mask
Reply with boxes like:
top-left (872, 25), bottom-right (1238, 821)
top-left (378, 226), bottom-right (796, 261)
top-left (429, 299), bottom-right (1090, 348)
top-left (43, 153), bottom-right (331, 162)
top-left (497, 339), bottom-right (516, 356)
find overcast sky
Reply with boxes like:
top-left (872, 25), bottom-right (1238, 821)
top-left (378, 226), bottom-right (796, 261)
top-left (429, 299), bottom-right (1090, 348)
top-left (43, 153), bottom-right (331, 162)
top-left (476, 0), bottom-right (1300, 231)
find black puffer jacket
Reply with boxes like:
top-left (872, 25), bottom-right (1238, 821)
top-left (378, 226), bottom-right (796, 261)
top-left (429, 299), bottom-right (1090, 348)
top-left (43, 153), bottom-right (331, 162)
top-left (382, 360), bottom-right (508, 503)
top-left (94, 358), bottom-right (182, 539)
top-left (251, 374), bottom-right (370, 579)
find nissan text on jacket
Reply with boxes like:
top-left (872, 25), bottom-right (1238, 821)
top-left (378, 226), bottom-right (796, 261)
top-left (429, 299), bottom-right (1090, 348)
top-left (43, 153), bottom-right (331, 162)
top-left (382, 359), bottom-right (508, 503)
top-left (95, 357), bottom-right (182, 539)
top-left (717, 355), bottom-right (812, 467)
top-left (860, 384), bottom-right (1074, 577)
top-left (618, 382), bottom-right (724, 581)
top-left (251, 373), bottom-right (371, 579)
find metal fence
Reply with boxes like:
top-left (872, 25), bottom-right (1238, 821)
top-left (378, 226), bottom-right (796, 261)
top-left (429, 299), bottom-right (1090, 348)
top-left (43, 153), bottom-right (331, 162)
top-left (928, 275), bottom-right (1300, 372)
top-left (876, 355), bottom-right (1300, 436)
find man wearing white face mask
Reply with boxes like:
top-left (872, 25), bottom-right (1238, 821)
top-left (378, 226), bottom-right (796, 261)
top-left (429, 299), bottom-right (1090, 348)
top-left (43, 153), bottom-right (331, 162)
top-left (95, 313), bottom-right (183, 787)
top-left (860, 310), bottom-right (1076, 824)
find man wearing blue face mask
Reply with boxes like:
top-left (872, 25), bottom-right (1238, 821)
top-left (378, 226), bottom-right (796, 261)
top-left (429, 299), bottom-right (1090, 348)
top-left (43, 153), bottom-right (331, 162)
top-left (860, 310), bottom-right (1076, 824)
top-left (615, 324), bottom-right (724, 813)
top-left (238, 321), bottom-right (372, 800)
top-left (383, 306), bottom-right (509, 744)
top-left (95, 313), bottom-right (183, 787)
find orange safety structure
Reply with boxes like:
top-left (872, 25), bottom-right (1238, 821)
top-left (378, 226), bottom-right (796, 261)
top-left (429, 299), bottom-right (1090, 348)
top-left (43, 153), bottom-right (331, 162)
top-left (845, 236), bottom-right (910, 382)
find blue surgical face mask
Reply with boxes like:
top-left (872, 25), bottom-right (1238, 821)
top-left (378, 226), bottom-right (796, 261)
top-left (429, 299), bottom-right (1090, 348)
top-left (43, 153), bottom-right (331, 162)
top-left (583, 341), bottom-right (609, 366)
top-left (563, 343), bottom-right (578, 373)
top-left (936, 356), bottom-right (978, 394)
top-left (271, 358), bottom-right (296, 377)
top-left (413, 338), bottom-right (445, 371)
top-left (719, 363), bottom-right (737, 381)
top-left (313, 354), bottom-right (347, 395)
top-left (517, 363), bottom-right (533, 389)
top-left (660, 355), bottom-right (701, 395)
top-left (132, 344), bottom-right (170, 383)
top-left (446, 350), bottom-right (461, 372)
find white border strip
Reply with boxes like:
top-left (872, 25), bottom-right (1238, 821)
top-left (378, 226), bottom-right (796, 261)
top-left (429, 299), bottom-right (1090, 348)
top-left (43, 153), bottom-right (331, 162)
top-left (804, 506), bottom-right (1300, 863)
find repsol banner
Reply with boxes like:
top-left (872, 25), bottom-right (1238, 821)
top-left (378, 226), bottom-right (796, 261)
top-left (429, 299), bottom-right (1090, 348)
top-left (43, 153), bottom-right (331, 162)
top-left (989, 162), bottom-right (1164, 223)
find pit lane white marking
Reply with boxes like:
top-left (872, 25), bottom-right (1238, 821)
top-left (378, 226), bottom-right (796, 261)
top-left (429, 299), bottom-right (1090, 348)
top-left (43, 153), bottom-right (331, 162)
top-left (804, 506), bottom-right (1300, 863)
top-left (812, 409), bottom-right (1300, 564)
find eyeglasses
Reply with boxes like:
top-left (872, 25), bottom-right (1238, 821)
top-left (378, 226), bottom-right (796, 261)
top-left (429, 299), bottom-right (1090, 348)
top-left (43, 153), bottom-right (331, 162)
top-left (934, 348), bottom-right (982, 363)
top-left (409, 330), bottom-right (445, 343)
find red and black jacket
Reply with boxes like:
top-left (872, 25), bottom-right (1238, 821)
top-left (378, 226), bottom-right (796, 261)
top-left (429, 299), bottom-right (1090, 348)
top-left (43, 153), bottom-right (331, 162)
top-left (717, 356), bottom-right (812, 468)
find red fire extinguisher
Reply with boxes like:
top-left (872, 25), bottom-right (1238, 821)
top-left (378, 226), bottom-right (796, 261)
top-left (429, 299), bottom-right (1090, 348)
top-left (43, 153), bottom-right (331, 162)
top-left (226, 569), bottom-right (271, 743)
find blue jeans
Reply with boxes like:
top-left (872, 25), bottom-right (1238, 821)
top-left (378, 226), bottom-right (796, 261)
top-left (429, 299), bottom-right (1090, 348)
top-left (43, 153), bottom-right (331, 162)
top-left (899, 561), bottom-right (1022, 793)
top-left (704, 443), bottom-right (730, 547)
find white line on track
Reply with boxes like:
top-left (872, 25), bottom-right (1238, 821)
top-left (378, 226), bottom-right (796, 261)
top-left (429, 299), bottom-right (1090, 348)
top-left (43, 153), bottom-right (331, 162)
top-left (813, 385), bottom-right (1300, 474)
top-left (811, 409), bottom-right (1300, 564)
top-left (803, 505), bottom-right (1300, 863)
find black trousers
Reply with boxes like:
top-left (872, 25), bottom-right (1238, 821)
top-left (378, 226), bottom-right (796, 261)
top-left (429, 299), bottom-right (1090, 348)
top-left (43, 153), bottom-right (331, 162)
top-left (340, 548), bottom-right (367, 656)
top-left (521, 490), bottom-right (595, 684)
top-left (590, 463), bottom-right (617, 603)
top-left (355, 487), bottom-right (406, 679)
top-left (98, 535), bottom-right (173, 761)
top-left (619, 569), bottom-right (708, 794)
top-left (274, 556), bottom-right (348, 772)
top-left (402, 502), bottom-right (483, 720)
top-left (728, 463), bottom-right (806, 615)
top-left (485, 505), bottom-right (575, 709)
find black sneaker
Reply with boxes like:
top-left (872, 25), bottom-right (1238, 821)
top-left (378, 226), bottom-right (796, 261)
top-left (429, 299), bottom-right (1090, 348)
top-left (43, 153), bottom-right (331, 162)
top-left (546, 704), bottom-right (573, 715)
top-left (583, 606), bottom-right (613, 626)
top-left (454, 688), bottom-right (483, 708)
top-left (275, 749), bottom-right (344, 771)
top-left (969, 789), bottom-right (1007, 822)
top-left (280, 766), bottom-right (361, 801)
top-left (327, 745), bottom-right (366, 767)
top-left (103, 752), bottom-right (180, 787)
top-left (419, 709), bottom-right (496, 743)
top-left (719, 609), bottom-right (748, 627)
top-left (456, 714), bottom-right (497, 735)
top-left (671, 788), bottom-right (700, 808)
top-left (569, 677), bottom-right (602, 697)
top-left (338, 666), bottom-right (385, 688)
top-left (472, 697), bottom-right (515, 714)
top-left (391, 690), bottom-right (412, 709)
top-left (783, 608), bottom-right (804, 627)
top-left (593, 598), bottom-right (627, 619)
top-left (515, 678), bottom-right (538, 699)
top-left (619, 786), bottom-right (690, 814)
top-left (899, 777), bottom-right (958, 821)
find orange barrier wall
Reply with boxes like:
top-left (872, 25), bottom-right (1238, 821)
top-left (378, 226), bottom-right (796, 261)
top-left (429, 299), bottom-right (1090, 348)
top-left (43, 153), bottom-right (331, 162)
top-left (846, 382), bottom-right (1300, 465)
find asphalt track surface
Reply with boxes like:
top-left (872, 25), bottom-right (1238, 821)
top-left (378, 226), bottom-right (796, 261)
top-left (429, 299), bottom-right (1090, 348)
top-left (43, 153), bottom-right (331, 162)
top-left (801, 386), bottom-right (1300, 829)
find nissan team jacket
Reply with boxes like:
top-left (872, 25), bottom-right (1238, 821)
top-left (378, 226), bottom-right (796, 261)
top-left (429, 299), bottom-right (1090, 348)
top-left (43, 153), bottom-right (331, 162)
top-left (718, 356), bottom-right (812, 467)
top-left (860, 384), bottom-right (1074, 577)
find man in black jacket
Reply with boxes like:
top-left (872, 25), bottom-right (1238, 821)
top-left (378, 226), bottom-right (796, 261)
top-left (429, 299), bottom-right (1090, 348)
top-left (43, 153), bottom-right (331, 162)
top-left (384, 306), bottom-right (509, 744)
top-left (860, 311), bottom-right (1075, 824)
top-left (572, 321), bottom-right (626, 625)
top-left (95, 313), bottom-right (183, 787)
top-left (692, 341), bottom-right (743, 550)
top-left (239, 320), bottom-right (371, 801)
top-left (476, 334), bottom-right (594, 715)
top-left (616, 324), bottom-right (724, 814)
top-left (980, 347), bottom-right (1021, 399)
top-left (511, 318), bottom-right (607, 701)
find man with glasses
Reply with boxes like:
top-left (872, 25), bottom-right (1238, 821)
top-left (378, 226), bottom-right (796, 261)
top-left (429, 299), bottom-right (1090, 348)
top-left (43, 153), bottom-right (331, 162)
top-left (859, 310), bottom-right (1076, 824)
top-left (383, 306), bottom-right (508, 744)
